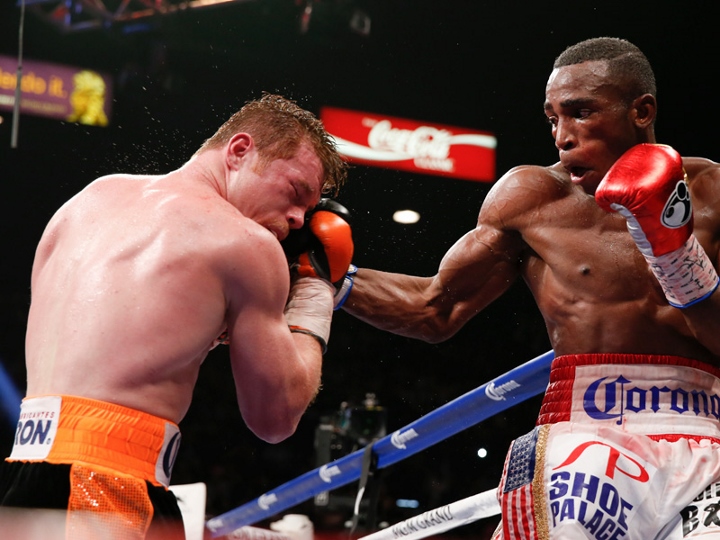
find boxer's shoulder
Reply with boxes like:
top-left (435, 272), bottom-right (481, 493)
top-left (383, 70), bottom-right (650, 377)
top-left (680, 158), bottom-right (720, 230)
top-left (683, 156), bottom-right (720, 193)
top-left (481, 162), bottom-right (577, 231)
top-left (492, 163), bottom-right (573, 203)
top-left (682, 155), bottom-right (719, 176)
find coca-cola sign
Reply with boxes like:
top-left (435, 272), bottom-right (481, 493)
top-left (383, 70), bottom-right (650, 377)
top-left (320, 106), bottom-right (496, 182)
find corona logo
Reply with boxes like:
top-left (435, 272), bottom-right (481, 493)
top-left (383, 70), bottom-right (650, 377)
top-left (485, 380), bottom-right (521, 401)
top-left (391, 428), bottom-right (419, 449)
top-left (258, 493), bottom-right (278, 510)
top-left (319, 464), bottom-right (342, 483)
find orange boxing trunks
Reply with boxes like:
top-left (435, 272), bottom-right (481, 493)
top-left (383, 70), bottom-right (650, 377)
top-left (1, 395), bottom-right (184, 539)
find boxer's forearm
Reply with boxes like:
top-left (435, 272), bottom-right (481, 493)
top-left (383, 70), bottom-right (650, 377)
top-left (682, 289), bottom-right (720, 357)
top-left (342, 269), bottom-right (433, 338)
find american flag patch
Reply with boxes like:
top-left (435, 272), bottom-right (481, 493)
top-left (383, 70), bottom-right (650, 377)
top-left (504, 426), bottom-right (539, 492)
top-left (500, 426), bottom-right (540, 540)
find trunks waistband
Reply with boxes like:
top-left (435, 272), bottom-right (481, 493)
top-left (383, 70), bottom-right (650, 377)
top-left (6, 395), bottom-right (181, 487)
top-left (537, 353), bottom-right (720, 437)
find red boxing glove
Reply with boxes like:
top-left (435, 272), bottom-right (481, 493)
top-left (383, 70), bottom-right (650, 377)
top-left (595, 143), bottom-right (691, 257)
top-left (596, 144), bottom-right (718, 307)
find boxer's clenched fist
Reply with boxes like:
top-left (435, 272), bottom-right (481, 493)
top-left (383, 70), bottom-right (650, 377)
top-left (596, 144), bottom-right (718, 307)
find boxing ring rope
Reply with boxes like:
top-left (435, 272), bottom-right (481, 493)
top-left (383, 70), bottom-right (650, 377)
top-left (0, 357), bottom-right (22, 430)
top-left (229, 526), bottom-right (291, 540)
top-left (231, 490), bottom-right (500, 540)
top-left (206, 350), bottom-right (555, 538)
top-left (358, 488), bottom-right (500, 540)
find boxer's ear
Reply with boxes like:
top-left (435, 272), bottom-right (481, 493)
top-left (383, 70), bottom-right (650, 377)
top-left (226, 133), bottom-right (253, 169)
top-left (630, 94), bottom-right (656, 129)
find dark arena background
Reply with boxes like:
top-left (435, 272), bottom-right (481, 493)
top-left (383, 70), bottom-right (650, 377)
top-left (1, 2), bottom-right (718, 539)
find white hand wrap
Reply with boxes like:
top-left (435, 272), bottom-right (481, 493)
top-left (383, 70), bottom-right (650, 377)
top-left (646, 234), bottom-right (719, 308)
top-left (284, 276), bottom-right (334, 352)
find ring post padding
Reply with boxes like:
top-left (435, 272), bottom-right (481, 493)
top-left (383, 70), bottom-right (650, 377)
top-left (206, 350), bottom-right (555, 537)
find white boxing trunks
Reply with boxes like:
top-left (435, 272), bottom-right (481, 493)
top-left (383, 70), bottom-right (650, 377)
top-left (493, 354), bottom-right (720, 540)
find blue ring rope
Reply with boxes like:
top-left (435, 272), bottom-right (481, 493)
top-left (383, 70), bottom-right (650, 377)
top-left (206, 349), bottom-right (555, 537)
top-left (0, 357), bottom-right (22, 430)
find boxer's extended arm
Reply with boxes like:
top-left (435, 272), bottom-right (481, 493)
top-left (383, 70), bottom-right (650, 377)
top-left (224, 231), bottom-right (329, 444)
top-left (343, 209), bottom-right (523, 343)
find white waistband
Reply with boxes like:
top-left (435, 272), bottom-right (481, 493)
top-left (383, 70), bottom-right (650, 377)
top-left (564, 363), bottom-right (720, 437)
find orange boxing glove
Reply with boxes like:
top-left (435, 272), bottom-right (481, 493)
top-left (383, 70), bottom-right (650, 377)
top-left (283, 199), bottom-right (354, 290)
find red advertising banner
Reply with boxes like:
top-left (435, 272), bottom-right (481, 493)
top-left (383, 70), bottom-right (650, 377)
top-left (0, 54), bottom-right (112, 127)
top-left (320, 106), bottom-right (496, 182)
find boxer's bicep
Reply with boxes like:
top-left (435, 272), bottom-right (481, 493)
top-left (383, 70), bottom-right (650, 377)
top-left (431, 222), bottom-right (522, 337)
